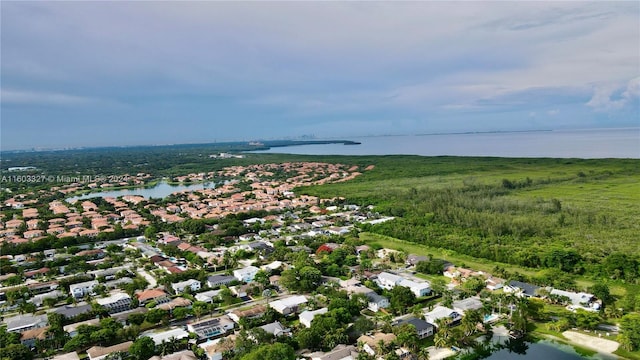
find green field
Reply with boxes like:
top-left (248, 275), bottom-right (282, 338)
top-left (300, 156), bottom-right (640, 286)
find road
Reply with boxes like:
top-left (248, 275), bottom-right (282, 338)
top-left (138, 269), bottom-right (158, 289)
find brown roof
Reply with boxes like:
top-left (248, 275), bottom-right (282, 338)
top-left (137, 289), bottom-right (167, 302)
top-left (20, 326), bottom-right (50, 341)
top-left (87, 341), bottom-right (133, 360)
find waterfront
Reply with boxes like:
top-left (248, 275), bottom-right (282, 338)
top-left (67, 181), bottom-right (215, 202)
top-left (482, 339), bottom-right (617, 360)
top-left (253, 128), bottom-right (640, 159)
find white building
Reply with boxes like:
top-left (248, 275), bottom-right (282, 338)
top-left (299, 308), bottom-right (328, 328)
top-left (376, 272), bottom-right (403, 290)
top-left (69, 280), bottom-right (99, 299)
top-left (424, 305), bottom-right (462, 326)
top-left (398, 279), bottom-right (431, 297)
top-left (95, 292), bottom-right (132, 314)
top-left (233, 266), bottom-right (259, 283)
top-left (269, 295), bottom-right (307, 315)
top-left (171, 279), bottom-right (201, 293)
top-left (142, 327), bottom-right (190, 345)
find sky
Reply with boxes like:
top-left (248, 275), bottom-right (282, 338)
top-left (1, 1), bottom-right (639, 150)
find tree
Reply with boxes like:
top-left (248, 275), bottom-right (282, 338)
top-left (588, 283), bottom-right (613, 306)
top-left (389, 286), bottom-right (416, 314)
top-left (2, 344), bottom-right (34, 360)
top-left (130, 336), bottom-right (156, 360)
top-left (618, 313), bottom-right (640, 351)
top-left (394, 323), bottom-right (419, 351)
top-left (240, 343), bottom-right (295, 360)
top-left (299, 266), bottom-right (322, 292)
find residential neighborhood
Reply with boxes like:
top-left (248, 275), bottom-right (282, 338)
top-left (0, 161), bottom-right (630, 360)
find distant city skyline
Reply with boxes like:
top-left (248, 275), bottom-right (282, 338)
top-left (2, 2), bottom-right (639, 150)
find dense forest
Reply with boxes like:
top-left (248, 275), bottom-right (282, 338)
top-left (301, 156), bottom-right (640, 283)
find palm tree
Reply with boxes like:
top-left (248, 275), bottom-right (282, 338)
top-left (417, 347), bottom-right (430, 360)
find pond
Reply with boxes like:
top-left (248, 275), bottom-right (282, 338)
top-left (66, 181), bottom-right (216, 202)
top-left (462, 336), bottom-right (617, 360)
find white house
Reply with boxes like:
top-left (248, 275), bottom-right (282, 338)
top-left (269, 295), bottom-right (307, 315)
top-left (69, 280), bottom-right (99, 299)
top-left (195, 290), bottom-right (223, 303)
top-left (366, 292), bottom-right (390, 312)
top-left (171, 279), bottom-right (201, 293)
top-left (399, 279), bottom-right (431, 297)
top-left (299, 308), bottom-right (328, 328)
top-left (376, 272), bottom-right (403, 290)
top-left (233, 266), bottom-right (259, 283)
top-left (94, 292), bottom-right (132, 314)
top-left (424, 305), bottom-right (462, 326)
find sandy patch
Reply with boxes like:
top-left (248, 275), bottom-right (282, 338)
top-left (427, 346), bottom-right (457, 360)
top-left (562, 331), bottom-right (619, 354)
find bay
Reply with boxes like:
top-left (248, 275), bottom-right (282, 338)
top-left (252, 128), bottom-right (639, 158)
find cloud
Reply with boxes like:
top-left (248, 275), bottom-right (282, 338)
top-left (0, 89), bottom-right (116, 107)
top-left (586, 77), bottom-right (640, 111)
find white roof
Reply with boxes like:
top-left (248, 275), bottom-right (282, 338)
top-left (172, 279), bottom-right (200, 289)
top-left (95, 292), bottom-right (131, 306)
top-left (261, 261), bottom-right (282, 271)
top-left (233, 266), bottom-right (259, 275)
top-left (299, 308), bottom-right (328, 326)
top-left (69, 280), bottom-right (98, 290)
top-left (269, 295), bottom-right (307, 312)
top-left (424, 305), bottom-right (455, 322)
top-left (378, 272), bottom-right (403, 284)
top-left (143, 327), bottom-right (190, 345)
top-left (550, 289), bottom-right (594, 306)
top-left (399, 279), bottom-right (430, 289)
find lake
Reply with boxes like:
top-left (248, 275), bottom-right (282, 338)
top-left (252, 128), bottom-right (639, 158)
top-left (482, 339), bottom-right (616, 360)
top-left (67, 181), bottom-right (216, 202)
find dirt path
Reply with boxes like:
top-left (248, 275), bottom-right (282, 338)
top-left (562, 331), bottom-right (619, 354)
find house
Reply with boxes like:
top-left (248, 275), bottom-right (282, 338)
top-left (366, 292), bottom-right (390, 312)
top-left (376, 272), bottom-right (403, 290)
top-left (63, 318), bottom-right (101, 337)
top-left (424, 306), bottom-right (462, 327)
top-left (485, 277), bottom-right (505, 291)
top-left (259, 321), bottom-right (291, 337)
top-left (136, 289), bottom-right (170, 306)
top-left (142, 327), bottom-right (190, 345)
top-left (357, 332), bottom-right (396, 356)
top-left (233, 266), bottom-right (259, 283)
top-left (5, 314), bottom-right (48, 333)
top-left (20, 326), bottom-right (51, 349)
top-left (452, 297), bottom-right (484, 315)
top-left (305, 344), bottom-right (358, 360)
top-left (55, 304), bottom-right (93, 319)
top-left (87, 341), bottom-right (133, 360)
top-left (69, 280), bottom-right (99, 298)
top-left (149, 350), bottom-right (198, 360)
top-left (206, 274), bottom-right (236, 288)
top-left (199, 335), bottom-right (236, 360)
top-left (550, 289), bottom-right (599, 311)
top-left (269, 295), bottom-right (307, 315)
top-left (51, 352), bottom-right (81, 360)
top-left (228, 305), bottom-right (267, 323)
top-left (187, 315), bottom-right (235, 340)
top-left (299, 308), bottom-right (328, 328)
top-left (398, 278), bottom-right (431, 297)
top-left (95, 292), bottom-right (132, 314)
top-left (157, 297), bottom-right (192, 312)
top-left (504, 280), bottom-right (540, 298)
top-left (171, 279), bottom-right (201, 294)
top-left (29, 290), bottom-right (64, 307)
top-left (315, 242), bottom-right (340, 255)
top-left (395, 317), bottom-right (435, 339)
top-left (195, 290), bottom-right (223, 303)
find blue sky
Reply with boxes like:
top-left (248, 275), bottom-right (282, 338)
top-left (1, 1), bottom-right (639, 150)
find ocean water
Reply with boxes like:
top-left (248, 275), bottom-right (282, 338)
top-left (252, 128), bottom-right (639, 158)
